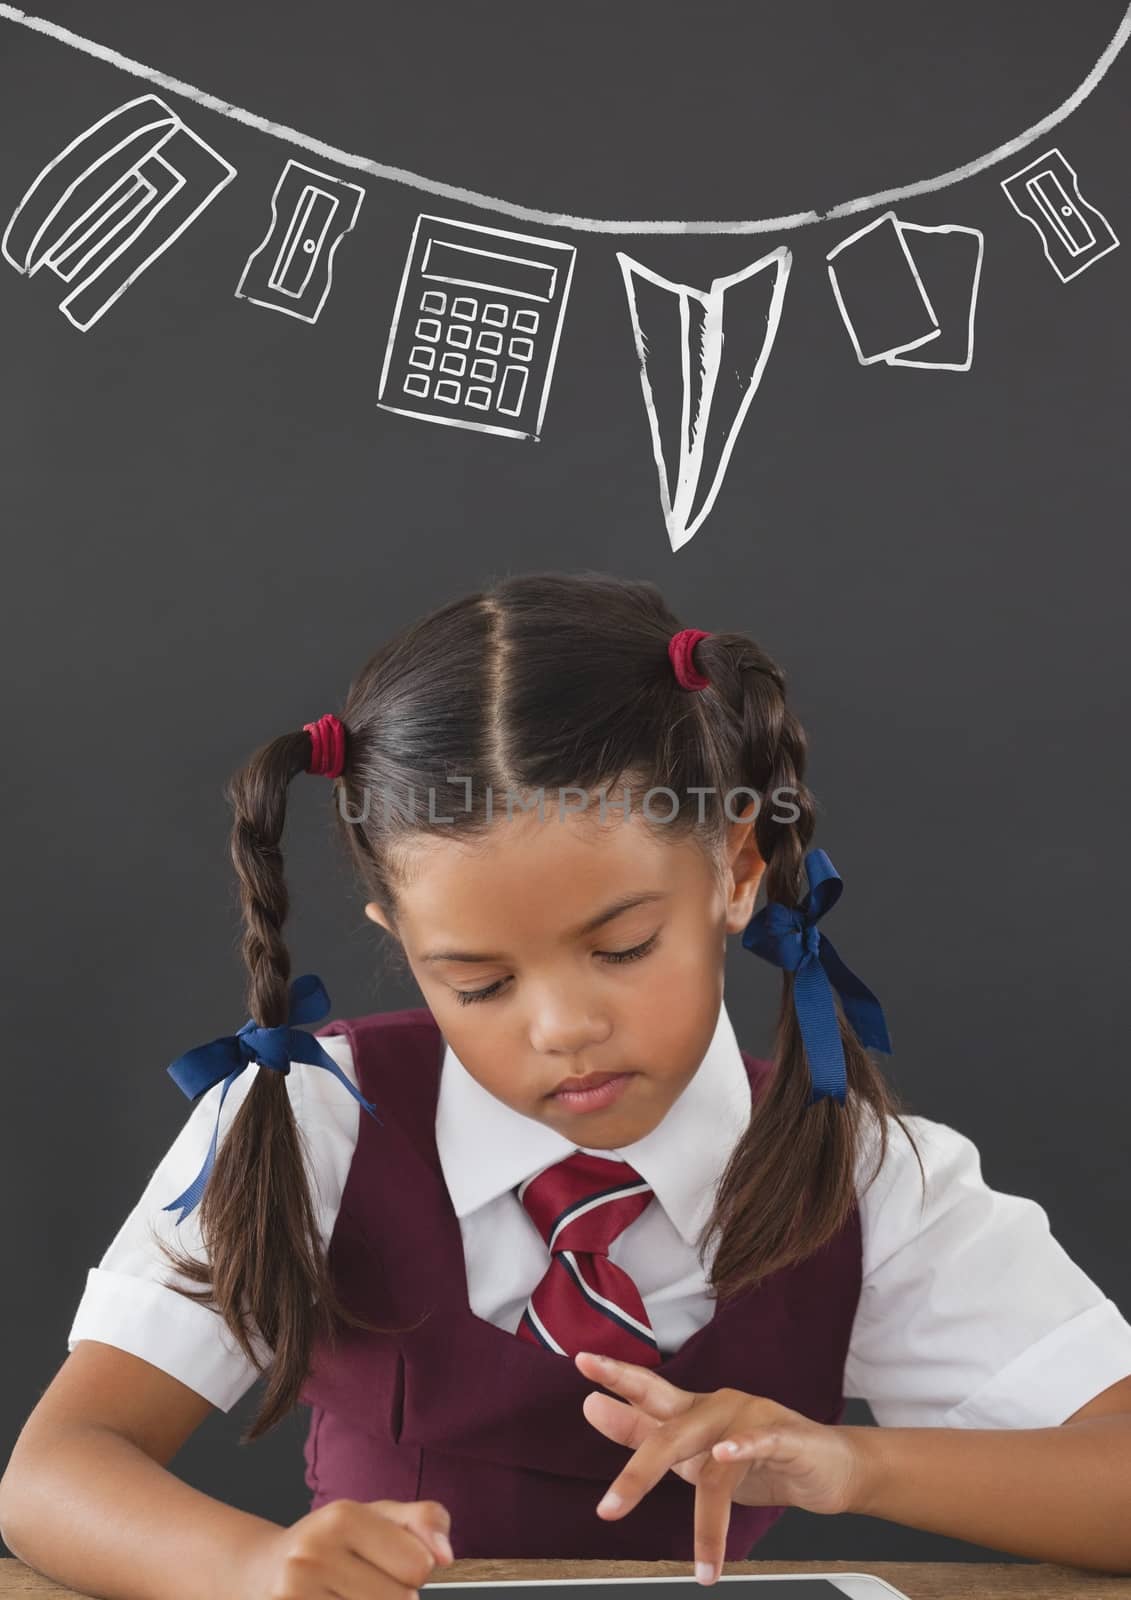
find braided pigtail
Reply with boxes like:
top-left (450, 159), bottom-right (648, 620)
top-left (689, 634), bottom-right (926, 1301)
top-left (152, 728), bottom-right (396, 1445)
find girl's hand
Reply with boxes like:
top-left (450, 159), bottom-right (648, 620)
top-left (241, 1497), bottom-right (454, 1600)
top-left (574, 1351), bottom-right (867, 1584)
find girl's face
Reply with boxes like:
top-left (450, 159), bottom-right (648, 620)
top-left (364, 805), bottom-right (765, 1149)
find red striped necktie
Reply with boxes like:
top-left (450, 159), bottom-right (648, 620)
top-left (514, 1150), bottom-right (662, 1366)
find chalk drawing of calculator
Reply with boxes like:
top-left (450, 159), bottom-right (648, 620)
top-left (378, 214), bottom-right (577, 440)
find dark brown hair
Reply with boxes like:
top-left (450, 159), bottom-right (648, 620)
top-left (154, 569), bottom-right (924, 1444)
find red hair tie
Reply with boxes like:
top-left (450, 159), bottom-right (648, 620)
top-left (304, 713), bottom-right (346, 779)
top-left (668, 628), bottom-right (712, 691)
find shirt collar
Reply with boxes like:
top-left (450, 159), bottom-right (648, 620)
top-left (434, 997), bottom-right (753, 1252)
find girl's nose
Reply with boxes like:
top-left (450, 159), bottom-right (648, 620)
top-left (528, 1005), bottom-right (612, 1057)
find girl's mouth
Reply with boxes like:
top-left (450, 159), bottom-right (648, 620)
top-left (549, 1072), bottom-right (635, 1113)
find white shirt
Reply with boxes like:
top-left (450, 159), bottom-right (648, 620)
top-left (68, 998), bottom-right (1131, 1430)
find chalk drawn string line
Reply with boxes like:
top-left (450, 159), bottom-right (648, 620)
top-left (1, 2), bottom-right (1129, 234)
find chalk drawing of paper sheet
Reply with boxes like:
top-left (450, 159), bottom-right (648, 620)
top-left (1, 94), bottom-right (235, 332)
top-left (1001, 147), bottom-right (1118, 282)
top-left (235, 159), bottom-right (364, 322)
top-left (827, 211), bottom-right (983, 371)
top-left (618, 248), bottom-right (792, 553)
top-left (884, 223), bottom-right (983, 370)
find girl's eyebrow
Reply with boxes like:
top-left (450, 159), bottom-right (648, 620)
top-left (420, 890), bottom-right (670, 964)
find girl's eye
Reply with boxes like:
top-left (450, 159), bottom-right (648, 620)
top-left (452, 933), bottom-right (661, 1006)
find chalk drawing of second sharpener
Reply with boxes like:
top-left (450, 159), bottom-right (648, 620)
top-left (1000, 147), bottom-right (1118, 283)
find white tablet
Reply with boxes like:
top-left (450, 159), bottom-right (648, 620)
top-left (429, 1575), bottom-right (913, 1599)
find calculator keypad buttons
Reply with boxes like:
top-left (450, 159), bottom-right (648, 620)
top-left (497, 365), bottom-right (529, 416)
top-left (411, 297), bottom-right (535, 412)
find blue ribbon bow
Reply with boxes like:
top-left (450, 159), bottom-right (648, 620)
top-left (741, 848), bottom-right (892, 1106)
top-left (160, 972), bottom-right (382, 1225)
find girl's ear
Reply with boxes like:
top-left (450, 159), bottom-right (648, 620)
top-left (364, 900), bottom-right (391, 932)
top-left (723, 807), bottom-right (765, 932)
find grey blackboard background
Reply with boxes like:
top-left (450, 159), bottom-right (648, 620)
top-left (2, 0), bottom-right (1129, 1567)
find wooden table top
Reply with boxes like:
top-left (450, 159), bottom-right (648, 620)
top-left (5, 1555), bottom-right (1131, 1597)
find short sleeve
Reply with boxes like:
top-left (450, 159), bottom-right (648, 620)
top-left (843, 1113), bottom-right (1131, 1429)
top-left (66, 1030), bottom-right (360, 1413)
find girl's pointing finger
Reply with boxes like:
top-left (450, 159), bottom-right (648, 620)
top-left (691, 1450), bottom-right (748, 1585)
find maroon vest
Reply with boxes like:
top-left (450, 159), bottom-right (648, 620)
top-left (298, 1007), bottom-right (861, 1560)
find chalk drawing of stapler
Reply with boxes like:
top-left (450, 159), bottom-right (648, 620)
top-left (2, 93), bottom-right (236, 331)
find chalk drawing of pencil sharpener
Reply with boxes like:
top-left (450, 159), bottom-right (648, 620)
top-left (235, 158), bottom-right (365, 323)
top-left (1000, 147), bottom-right (1118, 283)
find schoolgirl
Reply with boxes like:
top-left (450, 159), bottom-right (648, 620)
top-left (11, 572), bottom-right (1131, 1595)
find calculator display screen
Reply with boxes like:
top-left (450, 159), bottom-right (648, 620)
top-left (420, 236), bottom-right (558, 301)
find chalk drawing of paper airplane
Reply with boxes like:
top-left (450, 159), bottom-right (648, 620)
top-left (618, 247), bottom-right (792, 552)
top-left (826, 212), bottom-right (983, 371)
top-left (1001, 147), bottom-right (1118, 282)
top-left (2, 94), bottom-right (235, 332)
top-left (235, 159), bottom-right (364, 322)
